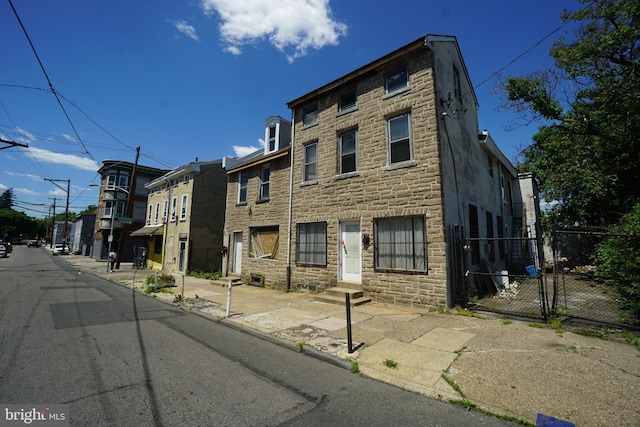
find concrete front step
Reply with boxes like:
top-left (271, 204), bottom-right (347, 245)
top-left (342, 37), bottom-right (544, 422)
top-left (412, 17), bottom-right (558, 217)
top-left (314, 287), bottom-right (371, 307)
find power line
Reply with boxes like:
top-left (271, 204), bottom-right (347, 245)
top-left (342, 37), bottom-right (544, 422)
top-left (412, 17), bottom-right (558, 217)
top-left (473, 23), bottom-right (566, 91)
top-left (8, 0), bottom-right (99, 169)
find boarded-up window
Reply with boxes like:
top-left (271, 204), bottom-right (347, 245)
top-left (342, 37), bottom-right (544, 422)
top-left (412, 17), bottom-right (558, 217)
top-left (249, 226), bottom-right (279, 260)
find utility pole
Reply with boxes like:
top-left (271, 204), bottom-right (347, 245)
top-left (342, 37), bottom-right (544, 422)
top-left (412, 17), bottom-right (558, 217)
top-left (115, 146), bottom-right (140, 269)
top-left (45, 179), bottom-right (70, 252)
top-left (48, 198), bottom-right (56, 248)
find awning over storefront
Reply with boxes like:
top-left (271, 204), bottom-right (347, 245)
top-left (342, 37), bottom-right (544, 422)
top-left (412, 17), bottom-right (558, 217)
top-left (130, 225), bottom-right (164, 236)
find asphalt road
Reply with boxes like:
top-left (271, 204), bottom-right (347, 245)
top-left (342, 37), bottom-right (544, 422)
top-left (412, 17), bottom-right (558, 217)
top-left (0, 245), bottom-right (515, 426)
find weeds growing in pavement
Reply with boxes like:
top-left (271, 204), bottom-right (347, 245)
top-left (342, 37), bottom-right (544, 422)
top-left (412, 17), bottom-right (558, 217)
top-left (383, 359), bottom-right (398, 369)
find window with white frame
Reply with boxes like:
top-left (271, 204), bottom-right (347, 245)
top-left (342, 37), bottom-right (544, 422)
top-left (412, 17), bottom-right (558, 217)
top-left (303, 142), bottom-right (317, 182)
top-left (180, 194), bottom-right (188, 220)
top-left (267, 125), bottom-right (277, 152)
top-left (374, 215), bottom-right (427, 272)
top-left (338, 88), bottom-right (357, 113)
top-left (171, 196), bottom-right (177, 221)
top-left (238, 173), bottom-right (248, 204)
top-left (104, 200), bottom-right (124, 219)
top-left (296, 222), bottom-right (327, 266)
top-left (154, 202), bottom-right (160, 224)
top-left (249, 226), bottom-right (279, 260)
top-left (385, 67), bottom-right (409, 95)
top-left (163, 199), bottom-right (168, 222)
top-left (147, 204), bottom-right (152, 225)
top-left (388, 113), bottom-right (412, 164)
top-left (183, 174), bottom-right (190, 184)
top-left (259, 166), bottom-right (270, 200)
top-left (302, 104), bottom-right (318, 127)
top-left (339, 130), bottom-right (357, 174)
top-left (106, 174), bottom-right (129, 191)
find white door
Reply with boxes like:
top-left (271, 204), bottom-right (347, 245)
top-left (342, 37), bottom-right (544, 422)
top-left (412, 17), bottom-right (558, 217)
top-left (233, 232), bottom-right (242, 274)
top-left (340, 221), bottom-right (361, 283)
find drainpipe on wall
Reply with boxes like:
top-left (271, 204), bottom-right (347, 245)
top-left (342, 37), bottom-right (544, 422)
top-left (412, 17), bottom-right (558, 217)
top-left (160, 176), bottom-right (171, 271)
top-left (285, 109), bottom-right (295, 292)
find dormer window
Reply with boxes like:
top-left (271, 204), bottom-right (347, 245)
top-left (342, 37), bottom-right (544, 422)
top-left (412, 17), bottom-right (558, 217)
top-left (267, 126), bottom-right (277, 152)
top-left (263, 116), bottom-right (291, 155)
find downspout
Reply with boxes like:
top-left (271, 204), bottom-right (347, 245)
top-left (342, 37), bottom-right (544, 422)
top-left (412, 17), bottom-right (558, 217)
top-left (285, 109), bottom-right (295, 291)
top-left (161, 176), bottom-right (171, 270)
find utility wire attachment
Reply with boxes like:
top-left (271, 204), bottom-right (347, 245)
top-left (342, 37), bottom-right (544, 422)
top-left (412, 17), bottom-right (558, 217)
top-left (0, 137), bottom-right (28, 150)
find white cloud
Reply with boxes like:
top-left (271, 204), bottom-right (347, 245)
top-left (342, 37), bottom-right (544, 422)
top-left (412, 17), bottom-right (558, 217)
top-left (232, 145), bottom-right (260, 157)
top-left (14, 187), bottom-right (39, 196)
top-left (5, 171), bottom-right (41, 181)
top-left (25, 147), bottom-right (97, 171)
top-left (14, 127), bottom-right (35, 145)
top-left (175, 20), bottom-right (199, 41)
top-left (200, 0), bottom-right (347, 62)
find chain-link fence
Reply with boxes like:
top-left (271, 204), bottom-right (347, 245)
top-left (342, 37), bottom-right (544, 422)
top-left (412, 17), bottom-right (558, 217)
top-left (449, 227), bottom-right (640, 329)
top-left (550, 229), bottom-right (639, 329)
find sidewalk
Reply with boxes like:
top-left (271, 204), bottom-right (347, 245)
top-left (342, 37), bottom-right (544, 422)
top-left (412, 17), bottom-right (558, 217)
top-left (66, 254), bottom-right (640, 427)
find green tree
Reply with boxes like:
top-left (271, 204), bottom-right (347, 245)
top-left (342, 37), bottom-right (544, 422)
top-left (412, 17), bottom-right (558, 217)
top-left (504, 0), bottom-right (640, 227)
top-left (0, 189), bottom-right (14, 210)
top-left (77, 205), bottom-right (98, 216)
top-left (594, 203), bottom-right (640, 317)
top-left (0, 209), bottom-right (40, 240)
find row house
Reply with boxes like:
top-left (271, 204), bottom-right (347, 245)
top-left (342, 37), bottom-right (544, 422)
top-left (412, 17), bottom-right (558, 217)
top-left (93, 160), bottom-right (169, 263)
top-left (223, 35), bottom-right (536, 310)
top-left (223, 116), bottom-right (292, 285)
top-left (131, 159), bottom-right (227, 273)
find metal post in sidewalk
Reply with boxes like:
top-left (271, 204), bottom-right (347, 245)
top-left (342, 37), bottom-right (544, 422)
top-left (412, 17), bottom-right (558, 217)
top-left (226, 280), bottom-right (233, 317)
top-left (346, 293), bottom-right (364, 353)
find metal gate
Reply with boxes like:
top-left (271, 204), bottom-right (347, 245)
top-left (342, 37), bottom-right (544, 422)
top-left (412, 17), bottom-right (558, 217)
top-left (550, 229), bottom-right (639, 329)
top-left (449, 225), bottom-right (549, 320)
top-left (449, 225), bottom-right (640, 329)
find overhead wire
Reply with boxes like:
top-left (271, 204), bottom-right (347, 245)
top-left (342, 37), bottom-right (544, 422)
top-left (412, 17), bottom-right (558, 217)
top-left (8, 0), bottom-right (100, 169)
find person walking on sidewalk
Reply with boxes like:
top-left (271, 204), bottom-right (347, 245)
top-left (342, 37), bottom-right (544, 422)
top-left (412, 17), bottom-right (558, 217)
top-left (108, 250), bottom-right (117, 272)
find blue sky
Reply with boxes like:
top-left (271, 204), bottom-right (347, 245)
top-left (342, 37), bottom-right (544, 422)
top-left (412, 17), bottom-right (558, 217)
top-left (1, 0), bottom-right (581, 218)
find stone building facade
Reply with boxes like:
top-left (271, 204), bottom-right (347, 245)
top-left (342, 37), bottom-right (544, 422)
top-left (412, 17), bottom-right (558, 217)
top-left (223, 35), bottom-right (529, 311)
top-left (222, 117), bottom-right (292, 287)
top-left (133, 160), bottom-right (227, 273)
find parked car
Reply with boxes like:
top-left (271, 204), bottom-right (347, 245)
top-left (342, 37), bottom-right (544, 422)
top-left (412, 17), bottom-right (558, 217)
top-left (27, 240), bottom-right (40, 247)
top-left (52, 244), bottom-right (69, 255)
top-left (0, 244), bottom-right (7, 258)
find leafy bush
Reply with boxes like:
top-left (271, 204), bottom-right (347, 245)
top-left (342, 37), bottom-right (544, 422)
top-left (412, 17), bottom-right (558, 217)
top-left (145, 272), bottom-right (175, 286)
top-left (593, 203), bottom-right (640, 317)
